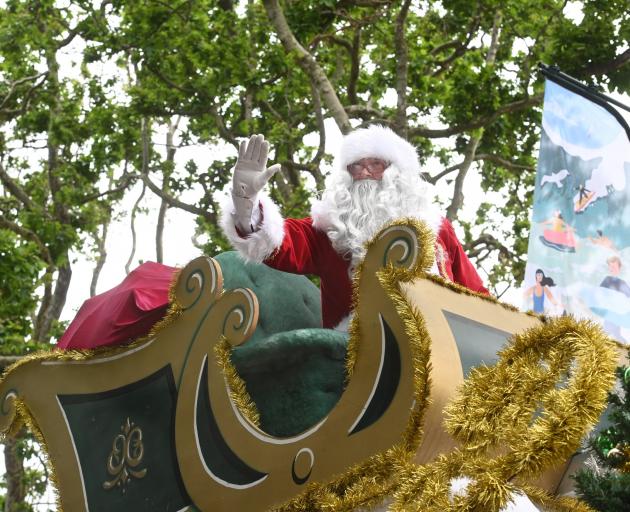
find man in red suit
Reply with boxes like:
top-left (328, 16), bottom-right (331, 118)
top-left (220, 126), bottom-right (488, 330)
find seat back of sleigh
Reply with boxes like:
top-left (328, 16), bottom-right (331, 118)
top-left (0, 219), bottom-right (620, 512)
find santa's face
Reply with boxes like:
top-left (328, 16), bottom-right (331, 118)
top-left (346, 158), bottom-right (389, 181)
top-left (314, 159), bottom-right (440, 267)
top-left (336, 165), bottom-right (405, 254)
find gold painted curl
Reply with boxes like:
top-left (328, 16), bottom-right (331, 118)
top-left (274, 219), bottom-right (436, 512)
top-left (0, 268), bottom-right (187, 512)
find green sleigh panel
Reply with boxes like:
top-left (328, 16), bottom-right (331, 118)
top-left (0, 220), bottom-right (618, 512)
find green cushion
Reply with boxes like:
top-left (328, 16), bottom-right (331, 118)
top-left (214, 252), bottom-right (323, 342)
top-left (214, 252), bottom-right (347, 437)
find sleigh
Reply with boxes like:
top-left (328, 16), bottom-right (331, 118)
top-left (0, 219), bottom-right (619, 512)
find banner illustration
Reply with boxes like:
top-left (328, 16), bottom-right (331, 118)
top-left (524, 71), bottom-right (630, 344)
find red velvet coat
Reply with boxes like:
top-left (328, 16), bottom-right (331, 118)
top-left (264, 217), bottom-right (488, 328)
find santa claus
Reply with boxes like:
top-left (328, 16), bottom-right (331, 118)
top-left (220, 125), bottom-right (488, 330)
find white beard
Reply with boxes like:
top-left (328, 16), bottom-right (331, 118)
top-left (311, 163), bottom-right (443, 269)
top-left (337, 179), bottom-right (392, 261)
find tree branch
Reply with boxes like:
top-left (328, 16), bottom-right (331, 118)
top-left (393, 0), bottom-right (412, 137)
top-left (431, 15), bottom-right (480, 77)
top-left (516, 0), bottom-right (568, 91)
top-left (409, 93), bottom-right (543, 138)
top-left (308, 80), bottom-right (326, 180)
top-left (55, 0), bottom-right (113, 49)
top-left (263, 0), bottom-right (352, 134)
top-left (446, 11), bottom-right (502, 222)
top-left (446, 134), bottom-right (481, 220)
top-left (260, 99), bottom-right (284, 120)
top-left (140, 173), bottom-right (213, 220)
top-left (429, 40), bottom-right (461, 56)
top-left (125, 181), bottom-right (146, 275)
top-left (424, 152), bottom-right (535, 185)
top-left (0, 72), bottom-right (49, 111)
top-left (90, 212), bottom-right (110, 297)
top-left (422, 161), bottom-right (464, 185)
top-left (77, 172), bottom-right (135, 204)
top-left (208, 103), bottom-right (239, 149)
top-left (465, 232), bottom-right (516, 262)
top-left (308, 34), bottom-right (353, 52)
top-left (0, 162), bottom-right (49, 217)
top-left (347, 0), bottom-right (390, 6)
top-left (156, 117), bottom-right (180, 263)
top-left (139, 118), bottom-right (214, 222)
top-left (347, 28), bottom-right (361, 104)
top-left (582, 48), bottom-right (630, 78)
top-left (142, 59), bottom-right (239, 147)
top-left (0, 216), bottom-right (53, 265)
top-left (475, 153), bottom-right (535, 172)
top-left (345, 104), bottom-right (388, 119)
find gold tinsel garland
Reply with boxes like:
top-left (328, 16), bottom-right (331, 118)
top-left (274, 218), bottom-right (437, 512)
top-left (0, 268), bottom-right (187, 512)
top-left (0, 265), bottom-right (268, 512)
top-left (0, 221), bottom-right (620, 512)
top-left (391, 317), bottom-right (617, 512)
top-left (214, 336), bottom-right (261, 427)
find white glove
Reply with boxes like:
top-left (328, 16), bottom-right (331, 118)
top-left (231, 134), bottom-right (280, 233)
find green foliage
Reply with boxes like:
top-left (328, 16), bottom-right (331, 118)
top-left (0, 0), bottom-right (628, 505)
top-left (0, 232), bottom-right (44, 352)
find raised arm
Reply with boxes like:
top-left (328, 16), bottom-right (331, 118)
top-left (230, 134), bottom-right (280, 233)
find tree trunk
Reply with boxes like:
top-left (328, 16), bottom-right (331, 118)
top-left (445, 11), bottom-right (502, 221)
top-left (156, 118), bottom-right (179, 263)
top-left (126, 183), bottom-right (146, 275)
top-left (3, 437), bottom-right (25, 512)
top-left (90, 218), bottom-right (110, 297)
top-left (34, 263), bottom-right (73, 344)
top-left (262, 0), bottom-right (352, 134)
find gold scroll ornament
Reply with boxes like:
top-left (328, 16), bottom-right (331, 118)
top-left (103, 417), bottom-right (147, 492)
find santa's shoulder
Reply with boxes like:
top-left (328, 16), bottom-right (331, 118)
top-left (310, 198), bottom-right (335, 232)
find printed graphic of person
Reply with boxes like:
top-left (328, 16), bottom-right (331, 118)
top-left (524, 269), bottom-right (560, 314)
top-left (541, 210), bottom-right (566, 232)
top-left (539, 211), bottom-right (577, 253)
top-left (600, 256), bottom-right (630, 295)
top-left (574, 183), bottom-right (595, 213)
top-left (589, 230), bottom-right (617, 251)
top-left (599, 256), bottom-right (630, 343)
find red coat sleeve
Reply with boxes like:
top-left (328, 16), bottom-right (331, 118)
top-left (438, 219), bottom-right (489, 295)
top-left (263, 217), bottom-right (326, 275)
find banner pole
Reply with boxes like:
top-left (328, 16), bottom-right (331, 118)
top-left (538, 62), bottom-right (630, 114)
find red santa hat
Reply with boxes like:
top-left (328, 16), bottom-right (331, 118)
top-left (338, 125), bottom-right (421, 174)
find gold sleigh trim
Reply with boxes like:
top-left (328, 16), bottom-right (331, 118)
top-left (0, 219), bottom-right (619, 512)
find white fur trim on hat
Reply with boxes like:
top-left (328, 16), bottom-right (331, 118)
top-left (219, 193), bottom-right (285, 263)
top-left (339, 125), bottom-right (420, 174)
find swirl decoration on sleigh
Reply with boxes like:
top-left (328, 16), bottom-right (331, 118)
top-left (0, 219), bottom-right (620, 512)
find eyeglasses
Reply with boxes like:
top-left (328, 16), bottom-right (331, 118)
top-left (346, 158), bottom-right (390, 177)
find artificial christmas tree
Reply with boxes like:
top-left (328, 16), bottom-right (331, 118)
top-left (574, 350), bottom-right (630, 511)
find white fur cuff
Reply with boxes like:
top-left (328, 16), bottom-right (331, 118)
top-left (219, 193), bottom-right (285, 263)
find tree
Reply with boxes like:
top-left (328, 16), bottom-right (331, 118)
top-left (97, 0), bottom-right (629, 290)
top-left (1, 0), bottom-right (629, 508)
top-left (0, 1), bottom-right (138, 508)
